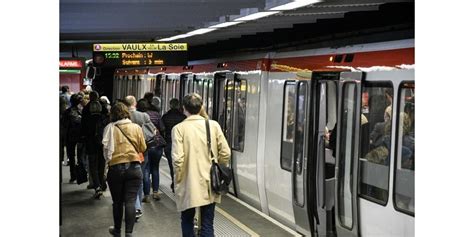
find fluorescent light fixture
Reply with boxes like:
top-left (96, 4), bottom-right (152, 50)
top-left (185, 28), bottom-right (217, 36)
top-left (158, 35), bottom-right (188, 41)
top-left (158, 28), bottom-right (217, 41)
top-left (209, 21), bottom-right (243, 28)
top-left (234, 11), bottom-right (280, 21)
top-left (270, 0), bottom-right (322, 11)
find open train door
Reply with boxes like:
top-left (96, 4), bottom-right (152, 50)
top-left (213, 71), bottom-right (237, 196)
top-left (334, 71), bottom-right (363, 237)
top-left (307, 71), bottom-right (344, 237)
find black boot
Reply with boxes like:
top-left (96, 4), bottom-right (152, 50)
top-left (108, 226), bottom-right (120, 236)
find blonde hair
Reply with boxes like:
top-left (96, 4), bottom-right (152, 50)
top-left (199, 107), bottom-right (209, 119)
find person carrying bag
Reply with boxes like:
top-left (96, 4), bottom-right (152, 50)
top-left (172, 93), bottom-right (230, 237)
top-left (206, 119), bottom-right (232, 195)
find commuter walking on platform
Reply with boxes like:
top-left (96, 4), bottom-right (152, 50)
top-left (63, 93), bottom-right (84, 183)
top-left (162, 98), bottom-right (186, 193)
top-left (124, 95), bottom-right (155, 219)
top-left (81, 91), bottom-right (109, 198)
top-left (102, 102), bottom-right (146, 237)
top-left (144, 92), bottom-right (161, 113)
top-left (137, 99), bottom-right (166, 201)
top-left (172, 93), bottom-right (230, 237)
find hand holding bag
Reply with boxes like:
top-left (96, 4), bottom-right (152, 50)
top-left (206, 119), bottom-right (232, 195)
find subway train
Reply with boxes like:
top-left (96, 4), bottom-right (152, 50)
top-left (111, 39), bottom-right (415, 237)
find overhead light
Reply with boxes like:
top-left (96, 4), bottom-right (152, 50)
top-left (158, 35), bottom-right (188, 41)
top-left (234, 11), bottom-right (280, 21)
top-left (209, 21), bottom-right (243, 28)
top-left (270, 0), bottom-right (322, 11)
top-left (185, 28), bottom-right (217, 36)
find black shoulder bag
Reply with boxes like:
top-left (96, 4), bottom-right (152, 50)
top-left (206, 119), bottom-right (232, 195)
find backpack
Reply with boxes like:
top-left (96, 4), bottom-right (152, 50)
top-left (88, 101), bottom-right (106, 144)
top-left (142, 121), bottom-right (157, 148)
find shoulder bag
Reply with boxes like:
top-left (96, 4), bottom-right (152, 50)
top-left (115, 124), bottom-right (144, 163)
top-left (206, 119), bottom-right (232, 195)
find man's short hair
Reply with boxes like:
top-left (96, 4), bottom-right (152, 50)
top-left (144, 92), bottom-right (154, 103)
top-left (89, 91), bottom-right (99, 101)
top-left (124, 95), bottom-right (136, 107)
top-left (169, 98), bottom-right (180, 110)
top-left (183, 93), bottom-right (202, 115)
top-left (61, 85), bottom-right (69, 93)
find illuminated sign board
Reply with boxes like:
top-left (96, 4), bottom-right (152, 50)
top-left (59, 60), bottom-right (83, 68)
top-left (92, 43), bottom-right (188, 67)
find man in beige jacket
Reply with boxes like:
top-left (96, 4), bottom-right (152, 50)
top-left (172, 93), bottom-right (231, 237)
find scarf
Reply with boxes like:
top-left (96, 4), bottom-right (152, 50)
top-left (102, 118), bottom-right (132, 162)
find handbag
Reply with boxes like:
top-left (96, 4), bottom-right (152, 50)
top-left (206, 119), bottom-right (232, 195)
top-left (116, 124), bottom-right (144, 163)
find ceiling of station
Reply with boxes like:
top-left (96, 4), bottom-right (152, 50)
top-left (60, 0), bottom-right (414, 47)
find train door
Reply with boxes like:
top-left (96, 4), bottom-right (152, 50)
top-left (180, 73), bottom-right (193, 101)
top-left (213, 71), bottom-right (237, 195)
top-left (288, 80), bottom-right (311, 236)
top-left (308, 72), bottom-right (341, 237)
top-left (334, 72), bottom-right (363, 237)
top-left (357, 70), bottom-right (414, 237)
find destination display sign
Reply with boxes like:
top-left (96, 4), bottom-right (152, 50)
top-left (92, 43), bottom-right (188, 67)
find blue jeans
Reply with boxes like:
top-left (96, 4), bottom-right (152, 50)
top-left (148, 146), bottom-right (164, 192)
top-left (181, 203), bottom-right (216, 237)
top-left (141, 151), bottom-right (151, 196)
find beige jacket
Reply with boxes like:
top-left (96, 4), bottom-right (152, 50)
top-left (109, 120), bottom-right (146, 166)
top-left (171, 115), bottom-right (231, 212)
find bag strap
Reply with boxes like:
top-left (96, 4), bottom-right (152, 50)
top-left (115, 124), bottom-right (140, 154)
top-left (205, 119), bottom-right (215, 160)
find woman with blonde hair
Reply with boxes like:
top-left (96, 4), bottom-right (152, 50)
top-left (102, 102), bottom-right (146, 237)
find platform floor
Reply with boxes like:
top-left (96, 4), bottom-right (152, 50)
top-left (60, 158), bottom-right (299, 237)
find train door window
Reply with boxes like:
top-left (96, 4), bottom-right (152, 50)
top-left (207, 79), bottom-right (214, 119)
top-left (175, 79), bottom-right (180, 100)
top-left (166, 79), bottom-right (174, 112)
top-left (224, 80), bottom-right (235, 140)
top-left (186, 76), bottom-right (193, 94)
top-left (294, 81), bottom-right (308, 206)
top-left (358, 83), bottom-right (393, 205)
top-left (232, 79), bottom-right (247, 152)
top-left (394, 82), bottom-right (415, 215)
top-left (281, 81), bottom-right (297, 172)
top-left (337, 82), bottom-right (357, 229)
top-left (216, 78), bottom-right (227, 128)
top-left (202, 80), bottom-right (209, 115)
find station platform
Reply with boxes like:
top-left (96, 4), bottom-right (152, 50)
top-left (60, 158), bottom-right (300, 237)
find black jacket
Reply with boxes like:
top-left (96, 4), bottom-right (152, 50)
top-left (63, 106), bottom-right (82, 143)
top-left (162, 109), bottom-right (186, 143)
top-left (80, 101), bottom-right (109, 153)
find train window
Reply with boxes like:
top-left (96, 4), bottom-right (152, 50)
top-left (175, 79), bottom-right (180, 101)
top-left (202, 79), bottom-right (208, 114)
top-left (294, 81), bottom-right (308, 206)
top-left (281, 81), bottom-right (297, 172)
top-left (358, 83), bottom-right (393, 205)
top-left (337, 82), bottom-right (357, 229)
top-left (194, 79), bottom-right (203, 96)
top-left (295, 81), bottom-right (308, 175)
top-left (224, 80), bottom-right (235, 141)
top-left (394, 82), bottom-right (415, 215)
top-left (207, 79), bottom-right (214, 119)
top-left (232, 79), bottom-right (247, 152)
